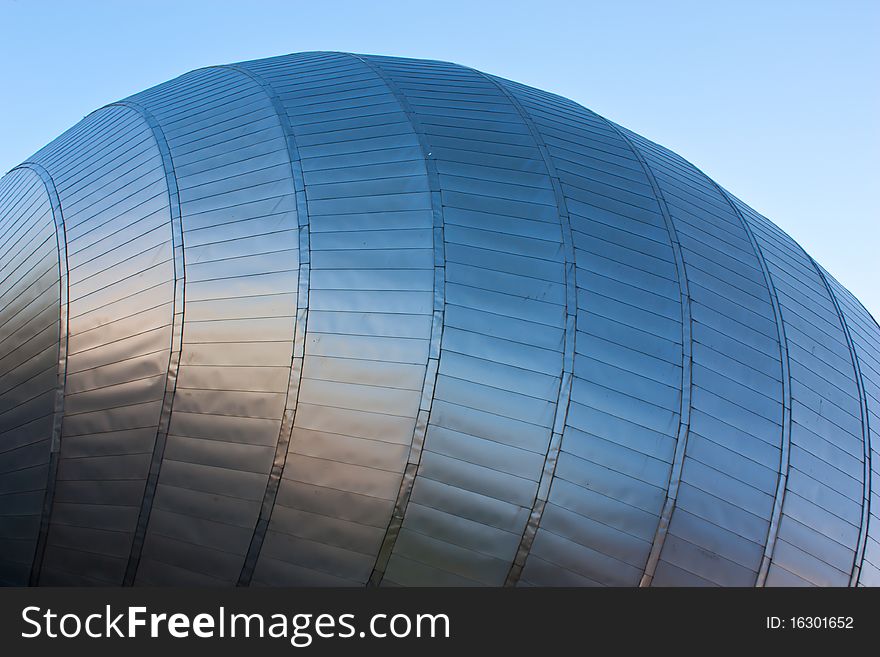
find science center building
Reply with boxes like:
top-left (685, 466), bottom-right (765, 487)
top-left (0, 53), bottom-right (877, 588)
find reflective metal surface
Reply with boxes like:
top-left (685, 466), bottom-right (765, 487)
top-left (0, 52), bottom-right (876, 586)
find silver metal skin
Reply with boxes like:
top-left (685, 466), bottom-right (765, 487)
top-left (0, 52), bottom-right (876, 587)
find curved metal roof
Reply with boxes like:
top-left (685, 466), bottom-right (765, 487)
top-left (0, 52), bottom-right (876, 587)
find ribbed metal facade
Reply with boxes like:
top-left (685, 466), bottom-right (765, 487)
top-left (0, 52), bottom-right (877, 587)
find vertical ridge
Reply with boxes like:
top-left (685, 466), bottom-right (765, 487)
top-left (473, 73), bottom-right (576, 588)
top-left (348, 53), bottom-right (447, 587)
top-left (811, 260), bottom-right (872, 586)
top-left (105, 101), bottom-right (186, 587)
top-left (713, 186), bottom-right (792, 586)
top-left (12, 162), bottom-right (68, 586)
top-left (586, 123), bottom-right (693, 587)
top-left (201, 64), bottom-right (313, 588)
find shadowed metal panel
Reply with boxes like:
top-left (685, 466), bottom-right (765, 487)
top-left (730, 195), bottom-right (866, 586)
top-left (707, 191), bottom-right (792, 588)
top-left (238, 53), bottom-right (435, 586)
top-left (123, 66), bottom-right (300, 586)
top-left (478, 75), bottom-right (576, 589)
top-left (362, 56), bottom-right (566, 586)
top-left (0, 167), bottom-right (63, 585)
top-left (495, 81), bottom-right (686, 587)
top-left (28, 105), bottom-right (175, 585)
top-left (622, 131), bottom-right (783, 587)
top-left (819, 270), bottom-right (879, 586)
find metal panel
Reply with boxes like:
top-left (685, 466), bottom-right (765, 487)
top-left (0, 166), bottom-right (64, 585)
top-left (357, 56), bottom-right (569, 586)
top-left (123, 66), bottom-right (299, 586)
top-left (812, 268), bottom-right (875, 586)
top-left (618, 131), bottom-right (784, 587)
top-left (234, 53), bottom-right (435, 586)
top-left (26, 104), bottom-right (175, 585)
top-left (730, 194), bottom-right (866, 586)
top-left (494, 81), bottom-right (686, 587)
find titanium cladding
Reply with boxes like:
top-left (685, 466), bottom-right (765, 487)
top-left (0, 53), bottom-right (877, 587)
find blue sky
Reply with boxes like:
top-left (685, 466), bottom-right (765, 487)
top-left (1, 0), bottom-right (877, 316)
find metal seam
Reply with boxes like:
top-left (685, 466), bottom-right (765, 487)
top-left (203, 64), bottom-right (312, 587)
top-left (593, 124), bottom-right (693, 587)
top-left (712, 188), bottom-right (792, 586)
top-left (823, 277), bottom-right (879, 586)
top-left (348, 54), bottom-right (446, 587)
top-left (105, 101), bottom-right (186, 587)
top-left (13, 162), bottom-right (68, 586)
top-left (469, 75), bottom-right (576, 588)
top-left (811, 261), bottom-right (872, 587)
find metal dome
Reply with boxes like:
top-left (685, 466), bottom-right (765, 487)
top-left (0, 52), bottom-right (876, 587)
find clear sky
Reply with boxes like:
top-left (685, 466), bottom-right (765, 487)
top-left (1, 0), bottom-right (877, 317)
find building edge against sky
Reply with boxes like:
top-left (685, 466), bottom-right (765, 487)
top-left (0, 52), bottom-right (877, 587)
